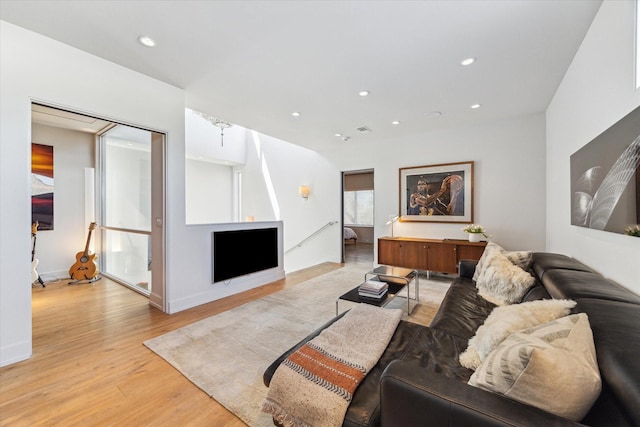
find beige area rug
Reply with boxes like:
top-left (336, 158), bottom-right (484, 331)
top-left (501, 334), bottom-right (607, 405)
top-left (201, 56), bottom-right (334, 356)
top-left (144, 264), bottom-right (451, 426)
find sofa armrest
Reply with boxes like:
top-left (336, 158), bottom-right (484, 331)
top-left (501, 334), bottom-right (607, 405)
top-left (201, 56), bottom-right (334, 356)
top-left (380, 360), bottom-right (585, 427)
top-left (458, 259), bottom-right (478, 279)
top-left (263, 311), bottom-right (346, 387)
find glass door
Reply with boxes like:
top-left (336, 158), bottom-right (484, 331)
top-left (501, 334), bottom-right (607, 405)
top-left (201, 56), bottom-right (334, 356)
top-left (98, 125), bottom-right (164, 298)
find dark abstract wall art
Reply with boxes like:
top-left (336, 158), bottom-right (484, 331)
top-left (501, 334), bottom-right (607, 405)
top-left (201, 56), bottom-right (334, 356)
top-left (570, 106), bottom-right (640, 237)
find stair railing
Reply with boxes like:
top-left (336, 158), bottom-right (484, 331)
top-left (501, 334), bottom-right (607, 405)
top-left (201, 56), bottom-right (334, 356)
top-left (285, 221), bottom-right (338, 254)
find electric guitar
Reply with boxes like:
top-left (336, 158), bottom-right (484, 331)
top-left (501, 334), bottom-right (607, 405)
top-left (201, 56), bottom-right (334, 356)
top-left (31, 221), bottom-right (44, 286)
top-left (69, 222), bottom-right (99, 281)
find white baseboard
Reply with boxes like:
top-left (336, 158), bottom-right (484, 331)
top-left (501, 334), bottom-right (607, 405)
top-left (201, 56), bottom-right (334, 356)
top-left (168, 267), bottom-right (285, 314)
top-left (0, 339), bottom-right (32, 367)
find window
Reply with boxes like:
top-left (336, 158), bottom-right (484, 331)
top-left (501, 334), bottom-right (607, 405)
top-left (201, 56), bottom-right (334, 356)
top-left (344, 190), bottom-right (374, 226)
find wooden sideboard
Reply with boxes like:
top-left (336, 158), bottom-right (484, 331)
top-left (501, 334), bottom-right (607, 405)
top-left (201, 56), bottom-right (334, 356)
top-left (378, 237), bottom-right (487, 274)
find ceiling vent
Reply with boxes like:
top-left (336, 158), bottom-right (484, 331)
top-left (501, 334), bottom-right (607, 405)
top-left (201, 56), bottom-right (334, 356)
top-left (356, 126), bottom-right (372, 133)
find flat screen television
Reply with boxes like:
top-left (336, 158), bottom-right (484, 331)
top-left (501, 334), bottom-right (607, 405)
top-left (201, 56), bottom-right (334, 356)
top-left (213, 227), bottom-right (279, 283)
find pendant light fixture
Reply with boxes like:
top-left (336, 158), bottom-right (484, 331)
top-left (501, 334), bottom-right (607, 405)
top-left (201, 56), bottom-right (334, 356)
top-left (212, 118), bottom-right (232, 146)
top-left (191, 110), bottom-right (233, 146)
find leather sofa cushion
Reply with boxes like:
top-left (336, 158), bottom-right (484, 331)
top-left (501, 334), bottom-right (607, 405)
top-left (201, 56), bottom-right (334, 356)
top-left (531, 252), bottom-right (593, 280)
top-left (575, 299), bottom-right (640, 427)
top-left (521, 284), bottom-right (552, 302)
top-left (542, 269), bottom-right (640, 304)
top-left (429, 278), bottom-right (496, 340)
top-left (343, 320), bottom-right (424, 427)
top-left (345, 321), bottom-right (471, 427)
top-left (394, 324), bottom-right (473, 381)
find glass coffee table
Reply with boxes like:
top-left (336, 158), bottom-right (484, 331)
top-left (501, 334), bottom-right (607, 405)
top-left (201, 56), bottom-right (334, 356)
top-left (336, 265), bottom-right (419, 316)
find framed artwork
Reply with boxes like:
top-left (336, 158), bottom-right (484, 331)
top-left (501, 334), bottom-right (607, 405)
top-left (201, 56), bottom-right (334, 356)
top-left (570, 105), bottom-right (640, 236)
top-left (399, 161), bottom-right (473, 223)
top-left (31, 143), bottom-right (54, 230)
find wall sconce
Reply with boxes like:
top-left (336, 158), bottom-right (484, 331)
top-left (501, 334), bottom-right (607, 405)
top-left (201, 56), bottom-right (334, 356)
top-left (385, 215), bottom-right (399, 237)
top-left (299, 185), bottom-right (310, 200)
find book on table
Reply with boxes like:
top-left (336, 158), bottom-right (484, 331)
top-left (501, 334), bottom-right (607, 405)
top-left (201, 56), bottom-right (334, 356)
top-left (358, 279), bottom-right (388, 299)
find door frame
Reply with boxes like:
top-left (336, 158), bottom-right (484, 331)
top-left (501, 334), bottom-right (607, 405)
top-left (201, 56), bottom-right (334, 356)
top-left (30, 101), bottom-right (167, 312)
top-left (96, 125), bottom-right (166, 311)
top-left (341, 168), bottom-right (375, 263)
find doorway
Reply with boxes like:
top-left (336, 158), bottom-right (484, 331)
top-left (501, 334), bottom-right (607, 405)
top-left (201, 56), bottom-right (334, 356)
top-left (342, 169), bottom-right (374, 267)
top-left (30, 103), bottom-right (166, 309)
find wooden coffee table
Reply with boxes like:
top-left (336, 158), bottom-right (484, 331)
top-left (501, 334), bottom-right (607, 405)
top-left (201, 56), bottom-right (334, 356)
top-left (336, 266), bottom-right (419, 315)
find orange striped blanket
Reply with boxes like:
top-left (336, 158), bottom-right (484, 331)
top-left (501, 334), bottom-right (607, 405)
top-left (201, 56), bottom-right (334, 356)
top-left (262, 304), bottom-right (402, 427)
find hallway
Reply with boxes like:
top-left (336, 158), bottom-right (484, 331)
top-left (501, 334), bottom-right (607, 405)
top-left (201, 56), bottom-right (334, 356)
top-left (344, 242), bottom-right (373, 266)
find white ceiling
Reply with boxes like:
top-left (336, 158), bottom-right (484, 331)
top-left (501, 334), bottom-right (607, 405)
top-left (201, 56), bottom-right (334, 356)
top-left (1, 0), bottom-right (602, 152)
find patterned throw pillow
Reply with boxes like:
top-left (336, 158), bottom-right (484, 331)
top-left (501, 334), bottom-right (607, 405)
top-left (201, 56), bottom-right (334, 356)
top-left (459, 299), bottom-right (576, 370)
top-left (475, 250), bottom-right (535, 305)
top-left (468, 313), bottom-right (601, 422)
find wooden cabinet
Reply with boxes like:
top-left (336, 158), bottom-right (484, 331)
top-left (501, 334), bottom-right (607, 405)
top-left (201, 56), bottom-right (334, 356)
top-left (378, 238), bottom-right (428, 270)
top-left (426, 242), bottom-right (457, 273)
top-left (378, 237), bottom-right (486, 274)
top-left (455, 243), bottom-right (486, 265)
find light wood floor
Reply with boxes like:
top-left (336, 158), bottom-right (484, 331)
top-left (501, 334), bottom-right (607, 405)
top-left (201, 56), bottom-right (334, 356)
top-left (0, 263), bottom-right (343, 426)
top-left (344, 242), bottom-right (373, 266)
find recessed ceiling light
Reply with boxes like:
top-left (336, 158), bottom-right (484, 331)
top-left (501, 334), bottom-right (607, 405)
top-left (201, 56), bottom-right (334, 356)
top-left (426, 111), bottom-right (442, 118)
top-left (470, 104), bottom-right (481, 109)
top-left (461, 57), bottom-right (476, 66)
top-left (138, 35), bottom-right (156, 47)
top-left (359, 90), bottom-right (370, 97)
top-left (291, 112), bottom-right (301, 117)
top-left (392, 120), bottom-right (400, 125)
top-left (335, 133), bottom-right (342, 137)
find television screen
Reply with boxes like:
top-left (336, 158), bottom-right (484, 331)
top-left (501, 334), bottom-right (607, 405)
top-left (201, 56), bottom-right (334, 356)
top-left (213, 227), bottom-right (278, 283)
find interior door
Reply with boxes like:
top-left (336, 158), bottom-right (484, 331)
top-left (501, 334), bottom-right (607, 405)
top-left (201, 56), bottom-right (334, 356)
top-left (98, 125), bottom-right (164, 306)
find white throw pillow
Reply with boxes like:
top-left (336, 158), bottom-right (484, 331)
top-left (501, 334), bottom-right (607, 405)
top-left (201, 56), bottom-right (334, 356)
top-left (468, 313), bottom-right (601, 422)
top-left (472, 243), bottom-right (533, 282)
top-left (503, 250), bottom-right (533, 271)
top-left (472, 242), bottom-right (503, 282)
top-left (475, 250), bottom-right (535, 305)
top-left (459, 299), bottom-right (576, 370)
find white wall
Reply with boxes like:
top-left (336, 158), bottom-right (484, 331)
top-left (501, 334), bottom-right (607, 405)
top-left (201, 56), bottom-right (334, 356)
top-left (239, 131), bottom-right (342, 273)
top-left (0, 21), bottom-right (185, 366)
top-left (323, 113), bottom-right (548, 256)
top-left (169, 221), bottom-right (286, 313)
top-left (1, 21), bottom-right (346, 366)
top-left (546, 0), bottom-right (640, 292)
top-left (186, 159), bottom-right (234, 224)
top-left (185, 126), bottom-right (343, 273)
top-left (30, 124), bottom-right (95, 279)
top-left (185, 108), bottom-right (246, 164)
